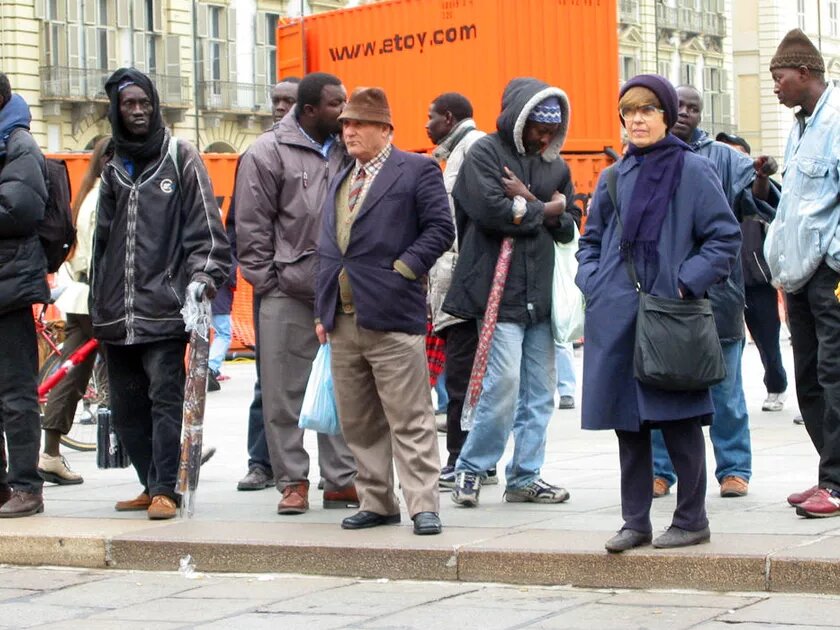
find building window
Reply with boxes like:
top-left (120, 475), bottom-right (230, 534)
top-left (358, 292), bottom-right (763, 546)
top-left (657, 61), bottom-right (671, 82)
top-left (798, 0), bottom-right (806, 30)
top-left (831, 1), bottom-right (838, 37)
top-left (620, 55), bottom-right (637, 84)
top-left (681, 62), bottom-right (696, 86)
top-left (209, 5), bottom-right (223, 86)
top-left (266, 13), bottom-right (279, 84)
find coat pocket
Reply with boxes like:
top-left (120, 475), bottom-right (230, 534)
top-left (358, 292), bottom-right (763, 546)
top-left (796, 158), bottom-right (831, 202)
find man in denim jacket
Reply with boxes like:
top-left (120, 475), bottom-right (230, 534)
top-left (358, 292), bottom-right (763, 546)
top-left (764, 29), bottom-right (840, 518)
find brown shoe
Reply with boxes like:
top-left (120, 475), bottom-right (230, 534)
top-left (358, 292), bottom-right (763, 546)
top-left (277, 481), bottom-right (309, 514)
top-left (653, 477), bottom-right (671, 498)
top-left (323, 484), bottom-right (360, 509)
top-left (720, 476), bottom-right (749, 498)
top-left (0, 490), bottom-right (44, 518)
top-left (115, 492), bottom-right (152, 512)
top-left (147, 495), bottom-right (177, 520)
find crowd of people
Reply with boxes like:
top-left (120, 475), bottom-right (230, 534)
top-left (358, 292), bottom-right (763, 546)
top-left (0, 27), bottom-right (837, 552)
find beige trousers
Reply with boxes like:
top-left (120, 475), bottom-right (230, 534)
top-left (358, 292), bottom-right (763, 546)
top-left (329, 314), bottom-right (441, 517)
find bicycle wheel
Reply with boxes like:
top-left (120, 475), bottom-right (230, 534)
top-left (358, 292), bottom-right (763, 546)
top-left (38, 351), bottom-right (102, 452)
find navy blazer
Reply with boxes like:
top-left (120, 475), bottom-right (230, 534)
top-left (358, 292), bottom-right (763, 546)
top-left (316, 147), bottom-right (454, 335)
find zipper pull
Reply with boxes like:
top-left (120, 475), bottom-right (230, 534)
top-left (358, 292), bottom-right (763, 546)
top-left (303, 171), bottom-right (309, 188)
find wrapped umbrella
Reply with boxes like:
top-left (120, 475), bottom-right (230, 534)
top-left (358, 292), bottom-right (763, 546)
top-left (176, 293), bottom-right (211, 518)
top-left (461, 236), bottom-right (515, 431)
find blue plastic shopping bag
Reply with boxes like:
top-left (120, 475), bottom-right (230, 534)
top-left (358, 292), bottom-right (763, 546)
top-left (298, 343), bottom-right (341, 435)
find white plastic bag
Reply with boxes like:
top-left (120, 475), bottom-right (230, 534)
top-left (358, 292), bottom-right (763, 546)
top-left (298, 343), bottom-right (341, 435)
top-left (551, 223), bottom-right (585, 344)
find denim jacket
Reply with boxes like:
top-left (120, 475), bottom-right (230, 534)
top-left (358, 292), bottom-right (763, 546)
top-left (765, 85), bottom-right (840, 293)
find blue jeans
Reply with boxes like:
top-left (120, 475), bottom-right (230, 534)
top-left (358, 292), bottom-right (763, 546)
top-left (455, 320), bottom-right (555, 489)
top-left (434, 368), bottom-right (449, 413)
top-left (209, 314), bottom-right (232, 374)
top-left (555, 342), bottom-right (576, 397)
top-left (652, 339), bottom-right (751, 485)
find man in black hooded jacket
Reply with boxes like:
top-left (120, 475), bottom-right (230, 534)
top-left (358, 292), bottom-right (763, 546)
top-left (443, 77), bottom-right (581, 508)
top-left (0, 74), bottom-right (50, 518)
top-left (91, 68), bottom-right (230, 520)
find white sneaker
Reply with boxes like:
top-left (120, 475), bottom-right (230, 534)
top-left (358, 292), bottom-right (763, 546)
top-left (38, 453), bottom-right (83, 485)
top-left (762, 392), bottom-right (786, 412)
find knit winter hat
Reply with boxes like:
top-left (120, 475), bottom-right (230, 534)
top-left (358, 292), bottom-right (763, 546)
top-left (770, 29), bottom-right (825, 73)
top-left (619, 74), bottom-right (678, 129)
top-left (528, 96), bottom-right (563, 124)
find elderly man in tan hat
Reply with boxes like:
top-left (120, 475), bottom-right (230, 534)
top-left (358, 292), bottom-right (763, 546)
top-left (764, 29), bottom-right (840, 518)
top-left (314, 87), bottom-right (454, 535)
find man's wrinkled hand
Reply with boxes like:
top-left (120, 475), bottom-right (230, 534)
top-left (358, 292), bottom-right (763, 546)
top-left (502, 166), bottom-right (532, 200)
top-left (315, 323), bottom-right (327, 344)
top-left (754, 155), bottom-right (778, 178)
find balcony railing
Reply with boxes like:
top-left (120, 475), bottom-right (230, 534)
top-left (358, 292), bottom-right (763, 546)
top-left (197, 80), bottom-right (273, 114)
top-left (656, 5), bottom-right (679, 30)
top-left (40, 66), bottom-right (191, 107)
top-left (678, 8), bottom-right (703, 33)
top-left (619, 0), bottom-right (639, 24)
top-left (702, 12), bottom-right (726, 37)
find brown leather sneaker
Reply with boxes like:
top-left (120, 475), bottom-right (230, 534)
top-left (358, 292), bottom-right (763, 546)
top-left (147, 495), bottom-right (177, 520)
top-left (115, 492), bottom-right (152, 512)
top-left (323, 484), bottom-right (360, 509)
top-left (720, 476), bottom-right (749, 498)
top-left (0, 490), bottom-right (44, 518)
top-left (653, 477), bottom-right (671, 498)
top-left (277, 481), bottom-right (309, 515)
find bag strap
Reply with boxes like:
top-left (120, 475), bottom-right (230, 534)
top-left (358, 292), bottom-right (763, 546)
top-left (604, 164), bottom-right (641, 293)
top-left (167, 135), bottom-right (181, 189)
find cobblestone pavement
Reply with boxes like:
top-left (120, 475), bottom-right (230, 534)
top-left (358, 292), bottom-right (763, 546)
top-left (0, 565), bottom-right (836, 629)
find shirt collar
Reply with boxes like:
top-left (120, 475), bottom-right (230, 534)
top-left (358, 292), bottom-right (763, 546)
top-left (355, 143), bottom-right (392, 177)
top-left (296, 121), bottom-right (337, 158)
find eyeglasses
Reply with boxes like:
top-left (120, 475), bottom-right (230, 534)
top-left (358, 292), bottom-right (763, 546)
top-left (619, 105), bottom-right (665, 121)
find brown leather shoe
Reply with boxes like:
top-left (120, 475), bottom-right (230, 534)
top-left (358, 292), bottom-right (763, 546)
top-left (277, 481), bottom-right (309, 514)
top-left (147, 495), bottom-right (177, 520)
top-left (0, 490), bottom-right (44, 518)
top-left (115, 492), bottom-right (152, 512)
top-left (323, 484), bottom-right (360, 509)
top-left (653, 477), bottom-right (671, 498)
top-left (720, 476), bottom-right (749, 498)
top-left (0, 483), bottom-right (10, 508)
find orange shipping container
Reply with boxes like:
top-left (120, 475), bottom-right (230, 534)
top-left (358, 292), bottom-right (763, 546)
top-left (278, 0), bottom-right (621, 156)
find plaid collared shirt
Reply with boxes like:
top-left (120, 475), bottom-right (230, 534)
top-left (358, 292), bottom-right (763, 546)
top-left (352, 143), bottom-right (392, 204)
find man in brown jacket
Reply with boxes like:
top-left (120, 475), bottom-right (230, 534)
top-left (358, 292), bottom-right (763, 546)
top-left (236, 72), bottom-right (357, 515)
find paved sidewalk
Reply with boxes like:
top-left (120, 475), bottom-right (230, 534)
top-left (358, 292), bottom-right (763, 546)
top-left (2, 565), bottom-right (839, 629)
top-left (4, 341), bottom-right (840, 593)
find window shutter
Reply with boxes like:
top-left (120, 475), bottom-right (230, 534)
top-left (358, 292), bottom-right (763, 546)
top-left (85, 26), bottom-right (98, 69)
top-left (134, 31), bottom-right (147, 70)
top-left (68, 24), bottom-right (82, 92)
top-left (56, 23), bottom-right (69, 66)
top-left (152, 0), bottom-right (163, 33)
top-left (57, 0), bottom-right (67, 21)
top-left (255, 47), bottom-right (266, 87)
top-left (703, 66), bottom-right (712, 92)
top-left (107, 29), bottom-right (118, 69)
top-left (83, 0), bottom-right (96, 25)
top-left (67, 0), bottom-right (79, 22)
top-left (197, 3), bottom-right (208, 38)
top-left (722, 93), bottom-right (732, 124)
top-left (255, 11), bottom-right (266, 45)
top-left (133, 0), bottom-right (145, 29)
top-left (117, 0), bottom-right (130, 27)
top-left (228, 41), bottom-right (237, 82)
top-left (227, 6), bottom-right (237, 41)
top-left (35, 0), bottom-right (46, 20)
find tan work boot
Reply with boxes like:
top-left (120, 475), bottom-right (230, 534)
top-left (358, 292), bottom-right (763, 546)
top-left (720, 476), bottom-right (749, 498)
top-left (653, 477), bottom-right (671, 498)
top-left (38, 453), bottom-right (84, 485)
top-left (277, 481), bottom-right (309, 515)
top-left (115, 492), bottom-right (152, 512)
top-left (147, 495), bottom-right (177, 520)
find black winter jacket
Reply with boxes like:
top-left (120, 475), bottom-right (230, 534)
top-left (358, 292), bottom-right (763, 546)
top-left (442, 78), bottom-right (580, 325)
top-left (91, 132), bottom-right (230, 344)
top-left (0, 128), bottom-right (49, 314)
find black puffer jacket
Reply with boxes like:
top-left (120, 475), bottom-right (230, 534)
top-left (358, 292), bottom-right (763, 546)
top-left (442, 78), bottom-right (580, 324)
top-left (0, 127), bottom-right (49, 314)
top-left (91, 132), bottom-right (230, 344)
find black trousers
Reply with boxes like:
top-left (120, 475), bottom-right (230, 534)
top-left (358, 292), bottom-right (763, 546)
top-left (105, 339), bottom-right (186, 501)
top-left (786, 263), bottom-right (840, 490)
top-left (616, 419), bottom-right (708, 534)
top-left (0, 308), bottom-right (43, 494)
top-left (439, 320), bottom-right (478, 467)
top-left (42, 313), bottom-right (99, 434)
top-left (246, 294), bottom-right (272, 473)
top-left (745, 283), bottom-right (788, 395)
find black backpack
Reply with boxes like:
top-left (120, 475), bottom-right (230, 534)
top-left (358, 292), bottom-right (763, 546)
top-left (39, 158), bottom-right (76, 273)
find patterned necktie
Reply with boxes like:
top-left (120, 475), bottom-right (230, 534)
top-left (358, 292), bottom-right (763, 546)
top-left (347, 167), bottom-right (366, 213)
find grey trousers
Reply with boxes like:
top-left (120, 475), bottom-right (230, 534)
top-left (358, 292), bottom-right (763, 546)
top-left (259, 295), bottom-right (356, 492)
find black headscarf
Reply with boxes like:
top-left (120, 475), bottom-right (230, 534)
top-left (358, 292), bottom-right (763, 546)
top-left (104, 68), bottom-right (165, 173)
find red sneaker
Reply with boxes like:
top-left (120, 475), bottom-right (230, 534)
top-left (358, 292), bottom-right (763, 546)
top-left (796, 488), bottom-right (840, 518)
top-left (787, 485), bottom-right (819, 507)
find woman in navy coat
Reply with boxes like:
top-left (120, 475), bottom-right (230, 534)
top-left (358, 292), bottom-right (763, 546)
top-left (575, 75), bottom-right (740, 553)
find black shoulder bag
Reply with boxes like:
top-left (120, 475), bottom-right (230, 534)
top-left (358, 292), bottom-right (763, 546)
top-left (604, 166), bottom-right (726, 392)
